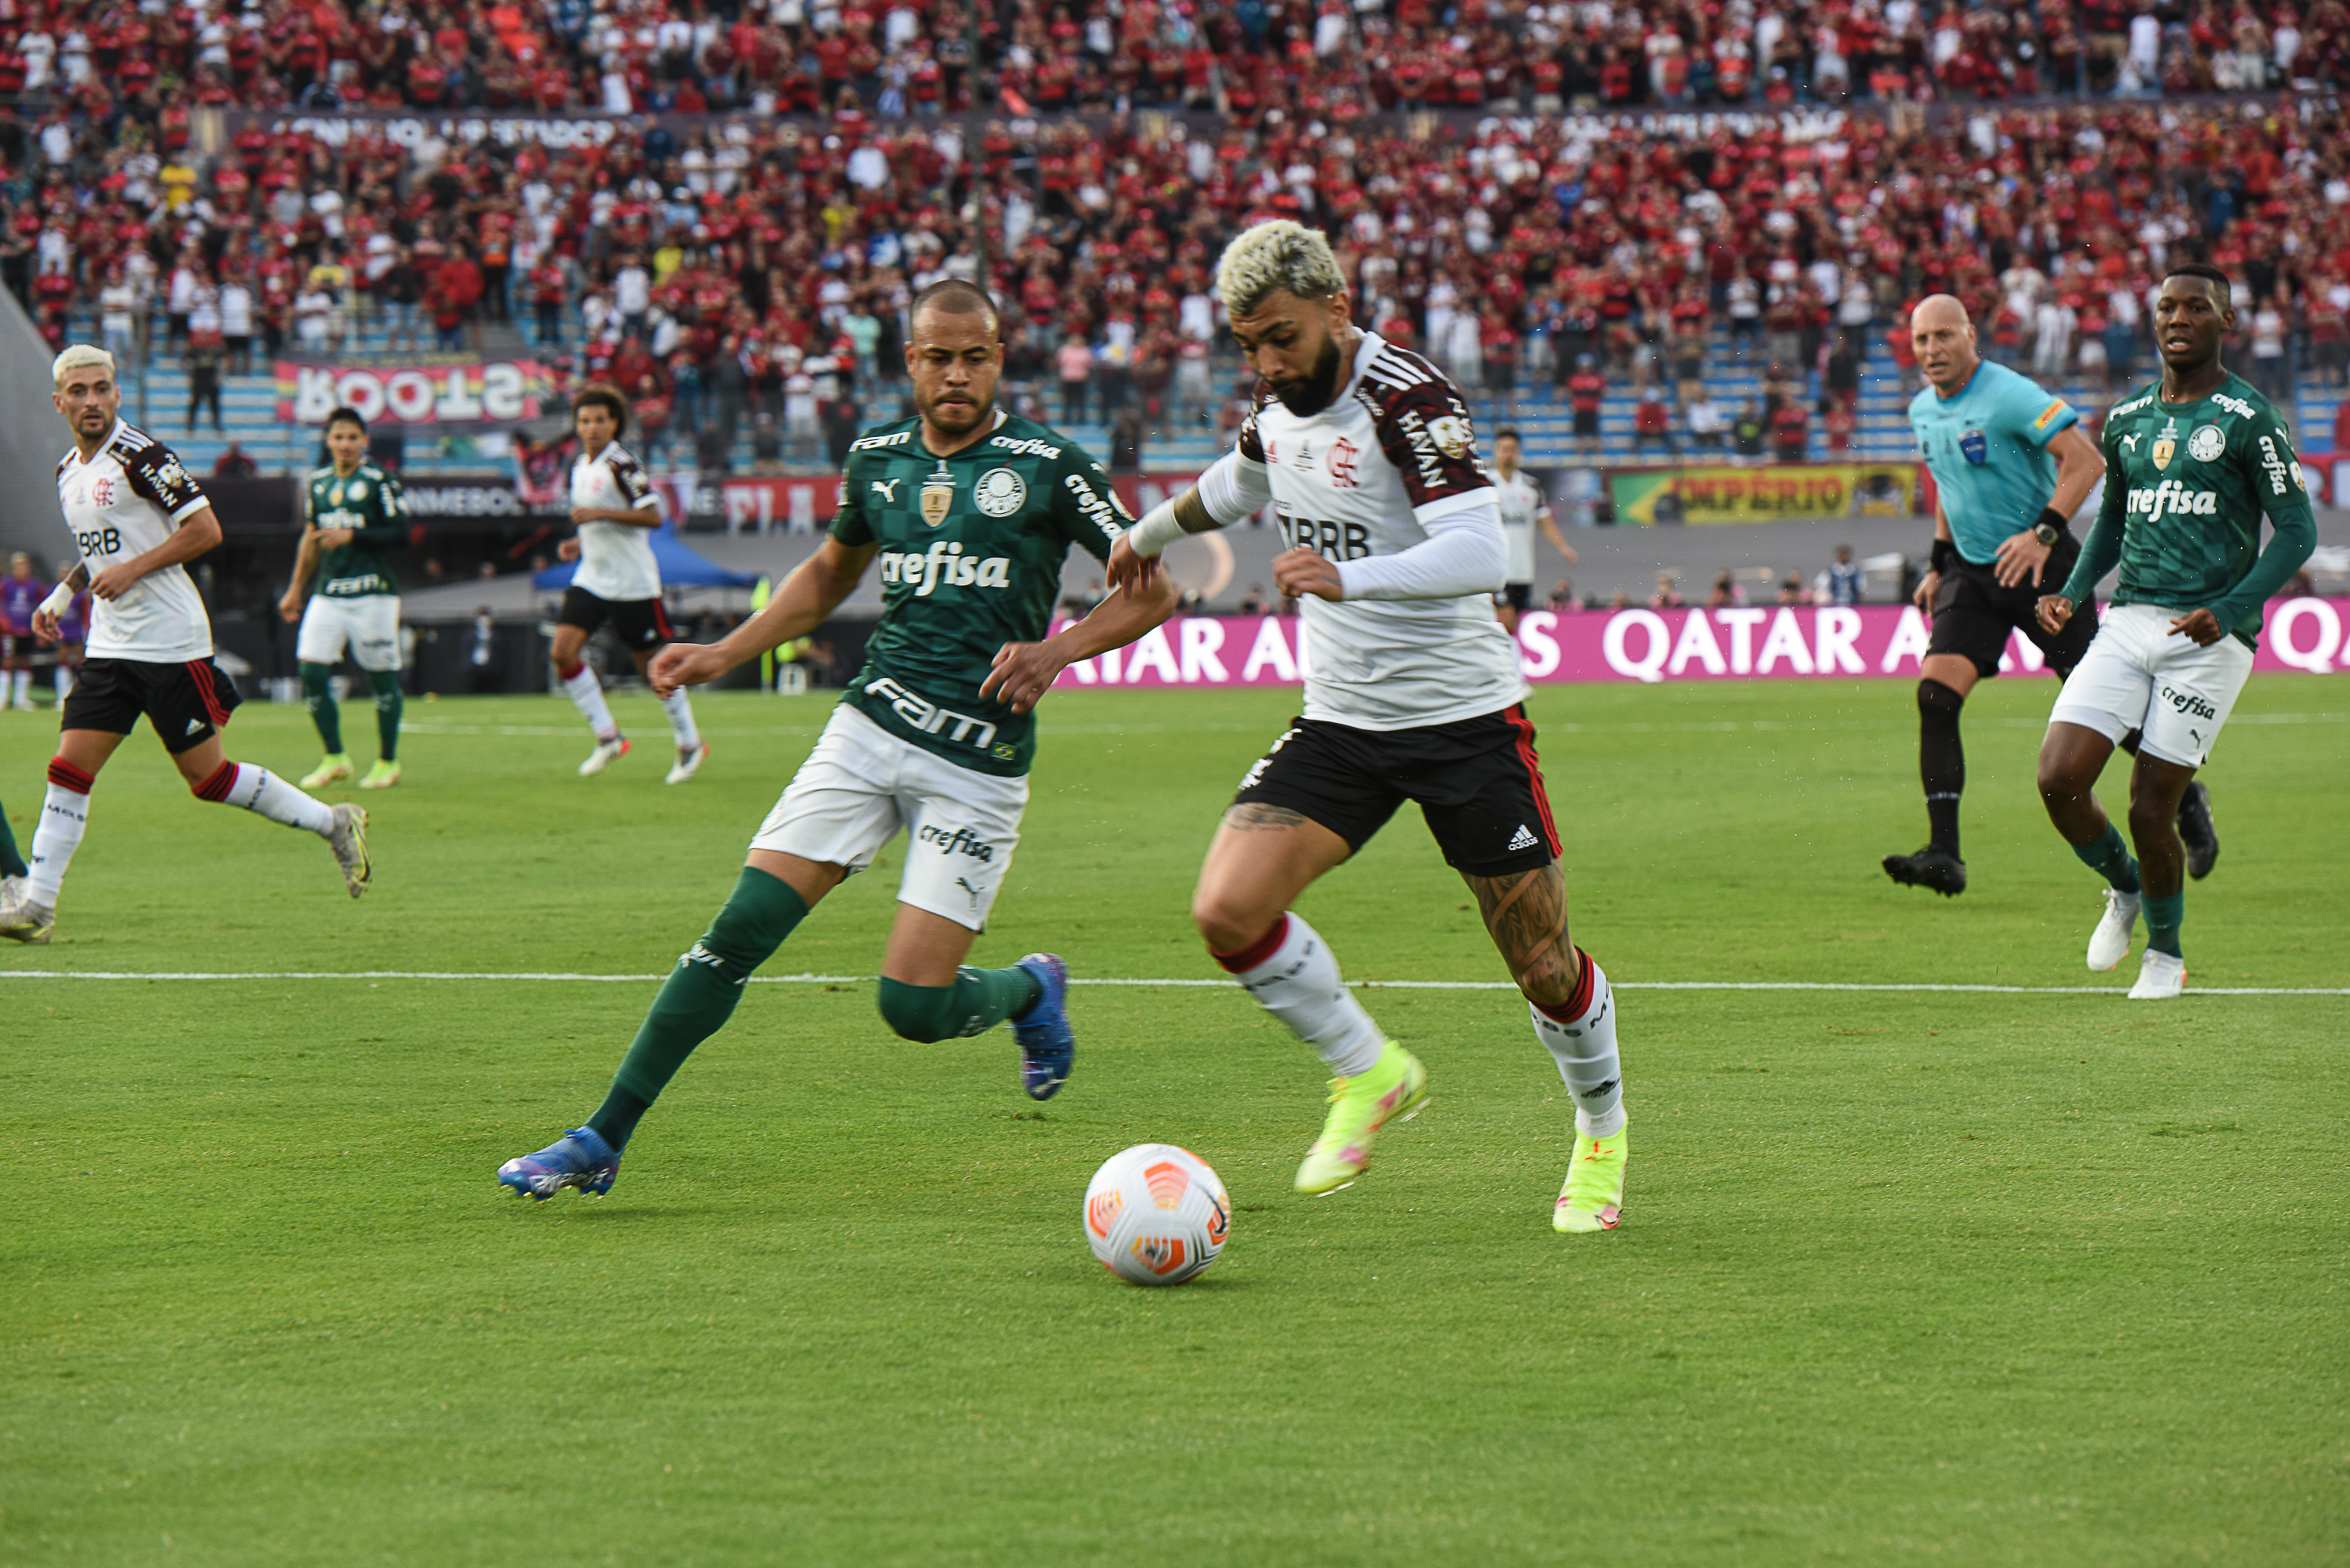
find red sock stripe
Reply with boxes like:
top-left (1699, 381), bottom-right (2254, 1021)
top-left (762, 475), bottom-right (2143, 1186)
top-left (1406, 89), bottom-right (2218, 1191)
top-left (1505, 704), bottom-right (1563, 858)
top-left (193, 761), bottom-right (240, 802)
top-left (557, 662), bottom-right (585, 681)
top-left (1536, 948), bottom-right (1598, 1023)
top-left (185, 660), bottom-right (231, 727)
top-left (47, 757), bottom-right (93, 793)
top-left (1213, 914), bottom-right (1292, 974)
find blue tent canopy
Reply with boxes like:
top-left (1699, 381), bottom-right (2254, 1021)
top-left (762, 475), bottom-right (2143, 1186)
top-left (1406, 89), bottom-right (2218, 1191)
top-left (533, 522), bottom-right (758, 591)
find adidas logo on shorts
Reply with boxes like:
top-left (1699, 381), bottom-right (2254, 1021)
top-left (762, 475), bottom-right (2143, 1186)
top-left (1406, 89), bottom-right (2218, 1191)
top-left (1507, 825), bottom-right (1540, 852)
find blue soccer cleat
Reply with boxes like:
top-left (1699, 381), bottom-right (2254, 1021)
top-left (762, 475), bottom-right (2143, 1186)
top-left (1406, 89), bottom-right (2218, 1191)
top-left (497, 1126), bottom-right (621, 1201)
top-left (1011, 953), bottom-right (1075, 1101)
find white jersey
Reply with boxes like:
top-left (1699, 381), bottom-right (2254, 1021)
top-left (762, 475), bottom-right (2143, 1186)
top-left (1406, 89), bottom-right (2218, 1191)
top-left (1491, 467), bottom-right (1547, 584)
top-left (569, 441), bottom-right (661, 602)
top-left (1232, 333), bottom-right (1524, 730)
top-left (55, 420), bottom-right (215, 662)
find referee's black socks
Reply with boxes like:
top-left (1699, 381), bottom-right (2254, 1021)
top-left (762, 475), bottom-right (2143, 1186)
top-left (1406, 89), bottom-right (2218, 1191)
top-left (1918, 678), bottom-right (1967, 856)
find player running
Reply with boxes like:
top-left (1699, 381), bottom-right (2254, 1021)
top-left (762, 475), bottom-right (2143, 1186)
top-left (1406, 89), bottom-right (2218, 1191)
top-left (2034, 265), bottom-right (2315, 999)
top-left (0, 346), bottom-right (369, 945)
top-left (496, 280), bottom-right (1180, 1201)
top-left (280, 406), bottom-right (409, 790)
top-left (1489, 427), bottom-right (1574, 635)
top-left (1111, 220), bottom-right (1630, 1232)
top-left (1882, 294), bottom-right (2107, 895)
top-left (552, 385), bottom-right (706, 782)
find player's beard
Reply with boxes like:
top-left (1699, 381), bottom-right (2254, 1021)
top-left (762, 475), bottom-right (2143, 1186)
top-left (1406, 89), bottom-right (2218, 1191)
top-left (920, 385), bottom-right (992, 435)
top-left (1267, 334), bottom-right (1343, 417)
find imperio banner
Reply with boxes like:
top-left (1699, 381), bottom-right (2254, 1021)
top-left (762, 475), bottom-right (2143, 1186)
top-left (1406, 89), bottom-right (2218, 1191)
top-left (1047, 600), bottom-right (2350, 688)
top-left (1610, 464), bottom-right (1926, 524)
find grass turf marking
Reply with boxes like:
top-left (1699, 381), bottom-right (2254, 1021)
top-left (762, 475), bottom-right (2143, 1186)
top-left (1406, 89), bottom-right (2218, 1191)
top-left (0, 969), bottom-right (2340, 995)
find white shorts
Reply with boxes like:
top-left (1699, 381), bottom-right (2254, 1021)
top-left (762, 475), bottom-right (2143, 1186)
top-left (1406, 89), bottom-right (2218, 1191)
top-left (297, 594), bottom-right (403, 673)
top-left (2048, 602), bottom-right (2254, 771)
top-left (749, 704), bottom-right (1029, 932)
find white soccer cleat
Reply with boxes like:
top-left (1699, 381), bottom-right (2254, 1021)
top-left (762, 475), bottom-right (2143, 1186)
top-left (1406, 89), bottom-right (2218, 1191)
top-left (664, 742), bottom-right (709, 785)
top-left (578, 735), bottom-right (631, 776)
top-left (2128, 950), bottom-right (2185, 1000)
top-left (2087, 887), bottom-right (2142, 971)
top-left (0, 878), bottom-right (52, 944)
top-left (327, 803), bottom-right (372, 898)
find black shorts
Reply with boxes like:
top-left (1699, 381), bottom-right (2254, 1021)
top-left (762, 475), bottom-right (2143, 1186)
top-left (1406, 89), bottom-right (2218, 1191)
top-left (1927, 535), bottom-right (2097, 679)
top-left (1573, 410), bottom-right (1600, 435)
top-left (559, 587), bottom-right (674, 652)
top-left (1233, 706), bottom-right (1561, 877)
top-left (1498, 582), bottom-right (1533, 612)
top-left (62, 656), bottom-right (241, 753)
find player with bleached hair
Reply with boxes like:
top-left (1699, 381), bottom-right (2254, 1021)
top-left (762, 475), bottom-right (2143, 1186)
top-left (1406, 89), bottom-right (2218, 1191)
top-left (1, 346), bottom-right (371, 945)
top-left (1112, 220), bottom-right (1633, 1233)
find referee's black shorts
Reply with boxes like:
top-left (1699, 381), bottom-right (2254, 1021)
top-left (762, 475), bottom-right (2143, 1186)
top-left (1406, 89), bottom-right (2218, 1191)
top-left (1232, 706), bottom-right (1561, 877)
top-left (1928, 533), bottom-right (2098, 679)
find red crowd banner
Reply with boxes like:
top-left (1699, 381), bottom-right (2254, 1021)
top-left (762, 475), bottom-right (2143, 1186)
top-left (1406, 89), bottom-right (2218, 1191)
top-left (1045, 599), bottom-right (2350, 689)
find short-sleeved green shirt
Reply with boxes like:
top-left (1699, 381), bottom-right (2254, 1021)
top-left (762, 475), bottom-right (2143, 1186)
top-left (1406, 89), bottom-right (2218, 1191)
top-left (828, 411), bottom-right (1128, 776)
top-left (304, 461), bottom-right (409, 598)
top-left (2064, 373), bottom-right (2316, 649)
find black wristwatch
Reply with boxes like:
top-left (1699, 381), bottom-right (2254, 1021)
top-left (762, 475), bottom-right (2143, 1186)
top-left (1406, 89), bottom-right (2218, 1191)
top-left (2030, 508), bottom-right (2066, 548)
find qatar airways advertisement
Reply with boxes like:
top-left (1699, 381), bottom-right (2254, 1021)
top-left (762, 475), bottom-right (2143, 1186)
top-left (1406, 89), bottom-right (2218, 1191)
top-left (1048, 599), bottom-right (2350, 688)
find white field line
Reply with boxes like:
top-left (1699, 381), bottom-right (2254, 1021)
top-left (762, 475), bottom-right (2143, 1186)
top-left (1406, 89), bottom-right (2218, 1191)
top-left (0, 970), bottom-right (2339, 996)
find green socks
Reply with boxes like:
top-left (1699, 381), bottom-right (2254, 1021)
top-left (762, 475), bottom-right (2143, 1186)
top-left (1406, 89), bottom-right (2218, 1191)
top-left (2144, 890), bottom-right (2185, 958)
top-left (0, 795), bottom-right (25, 880)
top-left (588, 867), bottom-right (811, 1150)
top-left (2073, 825), bottom-right (2141, 894)
top-left (876, 966), bottom-right (1043, 1043)
top-left (300, 663), bottom-right (342, 753)
top-left (368, 670), bottom-right (403, 762)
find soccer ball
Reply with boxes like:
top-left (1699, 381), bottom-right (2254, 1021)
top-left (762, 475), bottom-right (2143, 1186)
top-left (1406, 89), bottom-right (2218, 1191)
top-left (1083, 1143), bottom-right (1230, 1286)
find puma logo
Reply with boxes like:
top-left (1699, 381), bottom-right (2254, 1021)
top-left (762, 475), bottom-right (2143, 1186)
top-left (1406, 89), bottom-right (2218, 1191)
top-left (871, 479), bottom-right (900, 502)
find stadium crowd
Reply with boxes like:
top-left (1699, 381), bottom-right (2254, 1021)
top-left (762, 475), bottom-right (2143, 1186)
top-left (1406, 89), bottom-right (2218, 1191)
top-left (3, 58), bottom-right (2347, 463)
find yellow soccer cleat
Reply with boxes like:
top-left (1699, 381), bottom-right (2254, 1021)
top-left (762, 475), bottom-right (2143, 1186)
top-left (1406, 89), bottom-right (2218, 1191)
top-left (358, 760), bottom-right (402, 789)
top-left (1554, 1119), bottom-right (1629, 1232)
top-left (1293, 1041), bottom-right (1430, 1195)
top-left (301, 753), bottom-right (354, 789)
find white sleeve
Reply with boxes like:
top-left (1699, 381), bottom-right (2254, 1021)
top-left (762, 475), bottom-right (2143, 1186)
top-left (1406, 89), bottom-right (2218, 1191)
top-left (1194, 447), bottom-right (1273, 526)
top-left (1334, 499), bottom-right (1508, 602)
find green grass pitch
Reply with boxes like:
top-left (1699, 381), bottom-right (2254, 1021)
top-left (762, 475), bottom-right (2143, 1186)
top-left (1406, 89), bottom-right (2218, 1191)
top-left (5, 674), bottom-right (2345, 1566)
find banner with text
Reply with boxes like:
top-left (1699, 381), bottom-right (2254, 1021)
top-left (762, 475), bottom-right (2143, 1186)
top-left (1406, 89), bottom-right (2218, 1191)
top-left (275, 359), bottom-right (550, 429)
top-left (656, 471), bottom-right (1208, 533)
top-left (1047, 599), bottom-right (2350, 688)
top-left (1610, 464), bottom-right (1925, 525)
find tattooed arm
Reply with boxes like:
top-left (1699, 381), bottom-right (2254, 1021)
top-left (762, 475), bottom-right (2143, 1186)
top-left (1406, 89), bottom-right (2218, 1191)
top-left (1464, 863), bottom-right (1583, 1007)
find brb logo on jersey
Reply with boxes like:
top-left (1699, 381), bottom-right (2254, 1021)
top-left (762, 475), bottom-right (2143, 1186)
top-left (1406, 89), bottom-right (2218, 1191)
top-left (1274, 509), bottom-right (1372, 561)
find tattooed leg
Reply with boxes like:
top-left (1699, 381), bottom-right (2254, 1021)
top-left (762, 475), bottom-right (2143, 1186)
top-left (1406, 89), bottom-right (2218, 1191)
top-left (1465, 862), bottom-right (1585, 1006)
top-left (1191, 802), bottom-right (1351, 954)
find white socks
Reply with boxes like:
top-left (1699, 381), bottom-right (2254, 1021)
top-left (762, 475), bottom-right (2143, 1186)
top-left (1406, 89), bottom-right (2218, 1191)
top-left (215, 764), bottom-right (336, 836)
top-left (1217, 912), bottom-right (1386, 1078)
top-left (1529, 950), bottom-right (1625, 1139)
top-left (560, 664), bottom-right (617, 740)
top-left (661, 686), bottom-right (700, 752)
top-left (28, 775), bottom-right (89, 905)
top-left (9, 670), bottom-right (28, 704)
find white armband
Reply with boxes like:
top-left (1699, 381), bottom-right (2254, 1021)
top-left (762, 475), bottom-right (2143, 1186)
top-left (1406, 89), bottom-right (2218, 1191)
top-left (1126, 498), bottom-right (1188, 559)
top-left (38, 583), bottom-right (74, 619)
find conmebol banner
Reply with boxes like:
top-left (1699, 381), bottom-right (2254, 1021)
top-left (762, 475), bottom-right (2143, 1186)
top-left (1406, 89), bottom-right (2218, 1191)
top-left (1047, 598), bottom-right (2350, 688)
top-left (274, 359), bottom-right (550, 428)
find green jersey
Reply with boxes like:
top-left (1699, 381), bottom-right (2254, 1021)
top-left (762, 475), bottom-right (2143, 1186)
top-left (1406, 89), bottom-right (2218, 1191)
top-left (828, 412), bottom-right (1128, 777)
top-left (304, 461), bottom-right (409, 598)
top-left (2063, 372), bottom-right (2316, 649)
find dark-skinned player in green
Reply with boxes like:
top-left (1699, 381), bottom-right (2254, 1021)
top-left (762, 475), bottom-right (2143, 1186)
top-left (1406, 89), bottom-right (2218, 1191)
top-left (280, 406), bottom-right (410, 790)
top-left (2034, 264), bottom-right (2316, 1000)
top-left (497, 279), bottom-right (1182, 1200)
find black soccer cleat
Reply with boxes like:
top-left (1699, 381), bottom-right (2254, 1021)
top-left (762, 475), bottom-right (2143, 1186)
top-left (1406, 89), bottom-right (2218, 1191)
top-left (2176, 781), bottom-right (2218, 880)
top-left (1882, 845), bottom-right (1967, 897)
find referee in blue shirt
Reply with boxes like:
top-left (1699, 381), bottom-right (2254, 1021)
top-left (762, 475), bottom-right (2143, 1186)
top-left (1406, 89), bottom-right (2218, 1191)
top-left (1885, 294), bottom-right (2108, 897)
